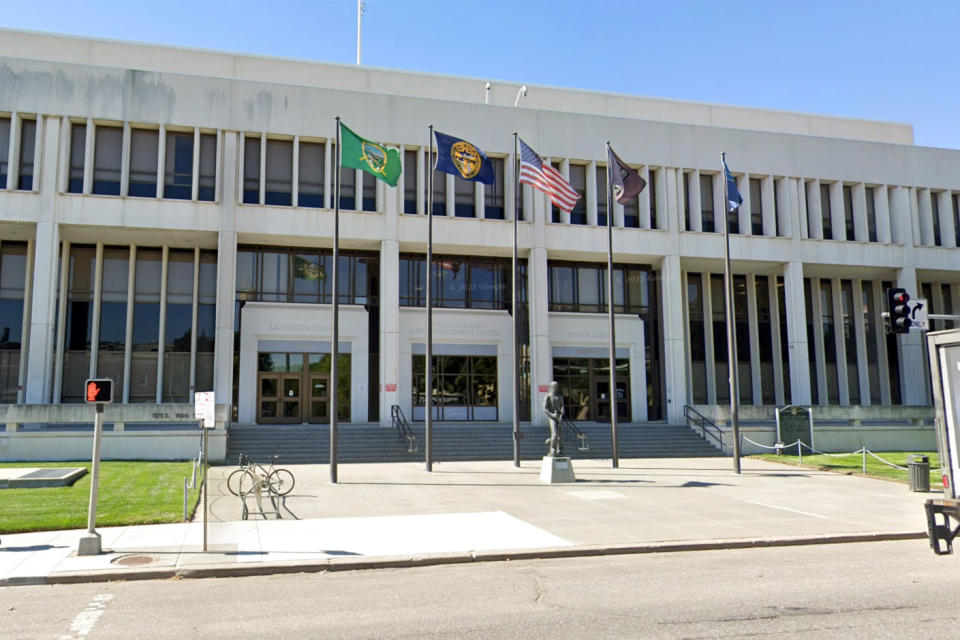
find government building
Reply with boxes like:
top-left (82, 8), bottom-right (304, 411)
top-left (0, 29), bottom-right (957, 461)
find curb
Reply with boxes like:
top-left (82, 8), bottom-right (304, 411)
top-left (3, 529), bottom-right (927, 587)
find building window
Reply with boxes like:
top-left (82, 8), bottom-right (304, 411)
top-left (648, 168), bottom-right (657, 229)
top-left (819, 183), bottom-right (833, 240)
top-left (861, 282), bottom-right (882, 403)
top-left (93, 125), bottom-right (122, 196)
top-left (597, 164), bottom-right (608, 226)
top-left (236, 246), bottom-right (378, 305)
top-left (360, 171), bottom-right (376, 212)
top-left (842, 185), bottom-right (855, 241)
top-left (62, 245), bottom-right (97, 402)
top-left (242, 136), bottom-right (261, 204)
top-left (96, 247), bottom-right (129, 391)
top-left (711, 274), bottom-right (729, 403)
top-left (196, 251), bottom-right (217, 392)
top-left (547, 261), bottom-right (652, 315)
top-left (430, 150), bottom-right (445, 215)
top-left (687, 273), bottom-right (707, 404)
top-left (403, 149), bottom-right (418, 214)
top-left (865, 187), bottom-right (878, 242)
top-left (484, 157), bottom-right (505, 219)
top-left (931, 192), bottom-right (942, 246)
top-left (954, 194), bottom-right (960, 247)
top-left (820, 279), bottom-right (839, 404)
top-left (163, 249), bottom-right (194, 402)
top-left (130, 248), bottom-right (162, 403)
top-left (568, 164), bottom-right (587, 225)
top-left (297, 140), bottom-right (324, 208)
top-left (68, 123), bottom-right (86, 194)
top-left (16, 119), bottom-right (36, 191)
top-left (839, 279), bottom-right (860, 404)
top-left (198, 133), bottom-right (216, 202)
top-left (129, 128), bottom-right (159, 198)
top-left (700, 174), bottom-right (717, 233)
top-left (340, 162), bottom-right (357, 210)
top-left (0, 242), bottom-right (27, 402)
top-left (550, 161), bottom-right (563, 223)
top-left (776, 276), bottom-right (791, 404)
top-left (163, 131), bottom-right (193, 200)
top-left (803, 278), bottom-right (819, 404)
top-left (683, 172), bottom-right (691, 231)
top-left (756, 275), bottom-right (775, 404)
top-left (265, 139), bottom-right (293, 206)
top-left (623, 171), bottom-right (640, 228)
top-left (0, 117), bottom-right (9, 188)
top-left (453, 171), bottom-right (475, 218)
top-left (399, 254), bottom-right (523, 310)
top-left (413, 355), bottom-right (498, 421)
top-left (750, 178), bottom-right (763, 235)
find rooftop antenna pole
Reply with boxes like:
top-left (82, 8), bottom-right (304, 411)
top-left (485, 82), bottom-right (491, 104)
top-left (356, 0), bottom-right (366, 65)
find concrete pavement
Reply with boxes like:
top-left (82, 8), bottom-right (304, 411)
top-left (0, 457), bottom-right (933, 585)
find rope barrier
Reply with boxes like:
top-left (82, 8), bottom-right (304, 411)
top-left (742, 436), bottom-right (942, 473)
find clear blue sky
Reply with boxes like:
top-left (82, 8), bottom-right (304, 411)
top-left (5, 0), bottom-right (959, 149)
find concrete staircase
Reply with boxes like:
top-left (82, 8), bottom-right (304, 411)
top-left (225, 422), bottom-right (723, 465)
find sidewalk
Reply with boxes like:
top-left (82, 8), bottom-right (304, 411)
top-left (0, 457), bottom-right (932, 585)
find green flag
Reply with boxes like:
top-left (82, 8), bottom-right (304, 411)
top-left (339, 123), bottom-right (402, 187)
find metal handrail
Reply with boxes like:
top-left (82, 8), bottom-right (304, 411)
top-left (562, 417), bottom-right (589, 452)
top-left (683, 405), bottom-right (725, 450)
top-left (391, 405), bottom-right (417, 453)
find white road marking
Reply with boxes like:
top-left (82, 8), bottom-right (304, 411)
top-left (743, 500), bottom-right (830, 520)
top-left (59, 593), bottom-right (114, 639)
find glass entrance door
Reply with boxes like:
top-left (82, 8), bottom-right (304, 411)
top-left (595, 378), bottom-right (630, 422)
top-left (308, 374), bottom-right (330, 423)
top-left (258, 373), bottom-right (302, 424)
top-left (256, 352), bottom-right (350, 424)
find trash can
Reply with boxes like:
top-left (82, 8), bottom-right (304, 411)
top-left (908, 455), bottom-right (930, 493)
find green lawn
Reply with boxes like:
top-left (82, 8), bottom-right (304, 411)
top-left (753, 451), bottom-right (942, 487)
top-left (0, 461), bottom-right (201, 534)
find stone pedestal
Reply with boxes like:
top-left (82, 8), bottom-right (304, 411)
top-left (540, 456), bottom-right (575, 483)
top-left (77, 532), bottom-right (102, 556)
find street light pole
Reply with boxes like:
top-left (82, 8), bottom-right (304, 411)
top-left (721, 152), bottom-right (742, 474)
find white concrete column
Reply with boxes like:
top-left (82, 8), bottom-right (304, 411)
top-left (783, 262), bottom-right (812, 405)
top-left (851, 279), bottom-right (871, 404)
top-left (781, 177), bottom-right (798, 239)
top-left (762, 175), bottom-right (777, 237)
top-left (875, 186), bottom-right (892, 243)
top-left (82, 118), bottom-right (95, 195)
top-left (156, 124), bottom-right (166, 199)
top-left (639, 167), bottom-right (652, 229)
top-left (852, 183), bottom-right (868, 242)
top-left (889, 187), bottom-right (911, 245)
top-left (737, 174), bottom-right (751, 235)
top-left (896, 266), bottom-right (928, 405)
top-left (356, 169), bottom-right (364, 210)
top-left (701, 272), bottom-right (717, 404)
top-left (324, 138), bottom-right (333, 210)
top-left (831, 279), bottom-right (849, 405)
top-left (654, 167), bottom-right (667, 230)
top-left (379, 239), bottom-right (400, 425)
top-left (122, 244), bottom-right (136, 403)
top-left (661, 254), bottom-right (688, 423)
top-left (665, 168), bottom-right (680, 233)
top-left (686, 170), bottom-right (701, 232)
top-left (213, 132), bottom-right (240, 408)
top-left (291, 136), bottom-right (300, 208)
top-left (746, 274), bottom-right (762, 404)
top-left (4, 112), bottom-right (16, 189)
top-left (31, 115), bottom-right (43, 193)
top-left (88, 243), bottom-right (104, 378)
top-left (805, 180), bottom-right (822, 239)
top-left (258, 132), bottom-right (266, 205)
top-left (504, 152), bottom-right (516, 221)
top-left (938, 190), bottom-right (956, 248)
top-left (713, 173), bottom-right (726, 233)
top-left (51, 243), bottom-right (69, 403)
top-left (829, 182), bottom-right (845, 241)
top-left (120, 122), bottom-right (131, 197)
top-left (918, 188), bottom-right (934, 246)
top-left (24, 225), bottom-right (60, 403)
top-left (768, 275), bottom-right (785, 405)
top-left (528, 186), bottom-right (552, 426)
top-left (474, 181), bottom-right (484, 219)
top-left (908, 187), bottom-right (922, 247)
top-left (586, 161), bottom-right (598, 226)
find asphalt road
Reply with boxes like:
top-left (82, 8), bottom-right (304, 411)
top-left (5, 539), bottom-right (960, 639)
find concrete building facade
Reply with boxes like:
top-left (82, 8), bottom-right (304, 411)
top-left (1, 29), bottom-right (958, 459)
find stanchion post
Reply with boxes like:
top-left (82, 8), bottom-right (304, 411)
top-left (862, 447), bottom-right (866, 476)
top-left (797, 439), bottom-right (802, 465)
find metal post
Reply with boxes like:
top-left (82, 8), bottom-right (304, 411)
top-left (331, 117), bottom-right (341, 484)
top-left (78, 403), bottom-right (105, 555)
top-left (425, 125), bottom-right (434, 472)
top-left (605, 143), bottom-right (619, 469)
top-left (356, 0), bottom-right (363, 65)
top-left (721, 152), bottom-right (742, 474)
top-left (862, 446), bottom-right (867, 476)
top-left (512, 132), bottom-right (521, 468)
top-left (202, 423), bottom-right (208, 551)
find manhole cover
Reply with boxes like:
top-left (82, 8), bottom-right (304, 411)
top-left (110, 554), bottom-right (157, 567)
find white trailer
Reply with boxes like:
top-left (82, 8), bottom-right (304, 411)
top-left (925, 329), bottom-right (960, 554)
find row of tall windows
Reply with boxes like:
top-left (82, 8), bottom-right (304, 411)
top-left (0, 116), bottom-right (37, 191)
top-left (807, 183), bottom-right (880, 243)
top-left (60, 245), bottom-right (216, 403)
top-left (398, 254), bottom-right (525, 310)
top-left (683, 172), bottom-right (778, 236)
top-left (0, 242), bottom-right (27, 402)
top-left (235, 246), bottom-right (378, 305)
top-left (66, 123), bottom-right (216, 200)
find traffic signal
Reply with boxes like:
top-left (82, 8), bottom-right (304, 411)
top-left (85, 378), bottom-right (114, 404)
top-left (887, 288), bottom-right (912, 334)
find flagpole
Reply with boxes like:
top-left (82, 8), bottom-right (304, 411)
top-left (512, 132), bottom-right (521, 468)
top-left (330, 117), bottom-right (341, 484)
top-left (721, 152), bottom-right (742, 474)
top-left (605, 142), bottom-right (619, 469)
top-left (425, 125), bottom-right (434, 472)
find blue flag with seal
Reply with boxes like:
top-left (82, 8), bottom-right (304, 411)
top-left (433, 130), bottom-right (495, 185)
top-left (722, 154), bottom-right (743, 212)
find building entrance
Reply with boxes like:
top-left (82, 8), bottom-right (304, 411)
top-left (256, 352), bottom-right (349, 424)
top-left (412, 355), bottom-right (498, 421)
top-left (552, 358), bottom-right (630, 422)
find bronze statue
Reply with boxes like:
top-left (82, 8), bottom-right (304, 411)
top-left (543, 381), bottom-right (565, 456)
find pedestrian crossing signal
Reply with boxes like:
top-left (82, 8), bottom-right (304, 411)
top-left (85, 378), bottom-right (114, 404)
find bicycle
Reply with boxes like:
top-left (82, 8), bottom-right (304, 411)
top-left (226, 453), bottom-right (295, 497)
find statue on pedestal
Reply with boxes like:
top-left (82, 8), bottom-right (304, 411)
top-left (543, 381), bottom-right (565, 456)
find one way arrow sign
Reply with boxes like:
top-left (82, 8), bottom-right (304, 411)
top-left (908, 298), bottom-right (928, 331)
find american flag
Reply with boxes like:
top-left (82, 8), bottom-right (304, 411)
top-left (518, 138), bottom-right (580, 213)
